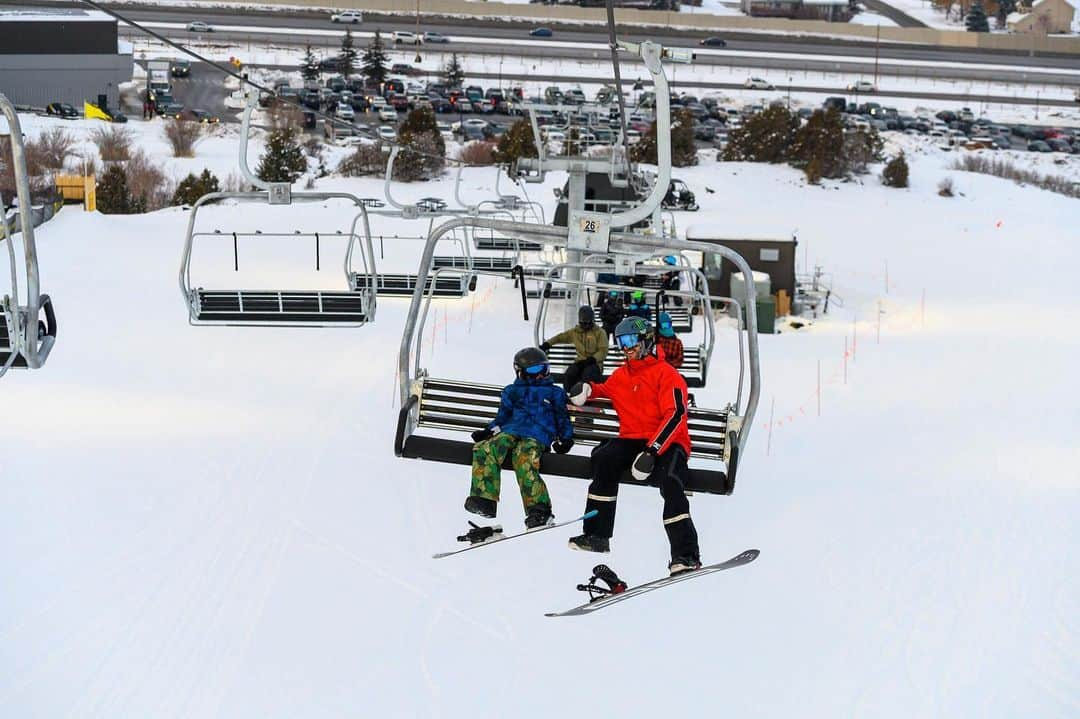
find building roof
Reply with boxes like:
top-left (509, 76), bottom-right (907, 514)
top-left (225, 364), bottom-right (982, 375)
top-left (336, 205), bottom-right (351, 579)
top-left (0, 6), bottom-right (112, 22)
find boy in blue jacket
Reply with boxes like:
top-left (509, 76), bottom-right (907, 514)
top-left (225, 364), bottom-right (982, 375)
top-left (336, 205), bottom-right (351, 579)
top-left (465, 347), bottom-right (575, 529)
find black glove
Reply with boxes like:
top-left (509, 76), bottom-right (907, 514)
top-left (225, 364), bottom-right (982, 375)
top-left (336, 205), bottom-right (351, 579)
top-left (540, 342), bottom-right (552, 352)
top-left (553, 437), bottom-right (574, 454)
top-left (471, 427), bottom-right (496, 443)
top-left (631, 449), bottom-right (657, 481)
top-left (584, 356), bottom-right (598, 367)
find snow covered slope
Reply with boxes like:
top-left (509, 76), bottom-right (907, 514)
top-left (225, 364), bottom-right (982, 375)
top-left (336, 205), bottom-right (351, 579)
top-left (1, 117), bottom-right (1078, 717)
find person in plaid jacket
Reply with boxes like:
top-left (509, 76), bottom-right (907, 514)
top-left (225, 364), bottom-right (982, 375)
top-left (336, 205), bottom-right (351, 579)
top-left (656, 312), bottom-right (683, 370)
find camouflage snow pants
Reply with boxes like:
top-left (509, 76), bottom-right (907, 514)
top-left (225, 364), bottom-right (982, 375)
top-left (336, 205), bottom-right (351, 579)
top-left (470, 433), bottom-right (551, 510)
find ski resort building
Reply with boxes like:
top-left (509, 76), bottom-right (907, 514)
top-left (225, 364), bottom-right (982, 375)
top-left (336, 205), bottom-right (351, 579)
top-left (0, 6), bottom-right (132, 110)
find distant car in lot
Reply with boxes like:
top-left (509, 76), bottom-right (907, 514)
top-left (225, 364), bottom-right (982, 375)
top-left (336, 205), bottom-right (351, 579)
top-left (1047, 138), bottom-right (1072, 152)
top-left (170, 59), bottom-right (191, 77)
top-left (378, 107), bottom-right (397, 122)
top-left (46, 102), bottom-right (78, 119)
top-left (186, 21), bottom-right (213, 32)
top-left (318, 57), bottom-right (340, 72)
top-left (529, 27), bottom-right (553, 37)
top-left (699, 36), bottom-right (727, 47)
top-left (393, 31), bottom-right (421, 45)
top-left (847, 80), bottom-right (877, 93)
top-left (330, 10), bottom-right (362, 23)
top-left (1027, 140), bottom-right (1051, 152)
top-left (423, 31), bottom-right (449, 43)
top-left (377, 125), bottom-right (397, 140)
top-left (158, 102), bottom-right (184, 119)
top-left (335, 104), bottom-right (355, 121)
top-left (390, 63), bottom-right (419, 76)
top-left (188, 108), bottom-right (219, 123)
top-left (743, 77), bottom-right (774, 90)
top-left (991, 135), bottom-right (1012, 150)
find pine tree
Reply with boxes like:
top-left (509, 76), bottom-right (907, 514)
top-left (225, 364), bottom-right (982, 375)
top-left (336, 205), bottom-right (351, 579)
top-left (443, 53), bottom-right (465, 89)
top-left (493, 119), bottom-right (539, 177)
top-left (881, 152), bottom-right (909, 188)
top-left (394, 108), bottom-right (446, 182)
top-left (96, 163), bottom-right (140, 214)
top-left (630, 108), bottom-right (698, 167)
top-left (300, 45), bottom-right (319, 84)
top-left (361, 30), bottom-right (389, 89)
top-left (721, 105), bottom-right (799, 163)
top-left (994, 0), bottom-right (1016, 27)
top-left (256, 127), bottom-right (307, 183)
top-left (171, 168), bottom-right (221, 206)
top-left (787, 108), bottom-right (846, 183)
top-left (339, 28), bottom-right (358, 78)
top-left (966, 0), bottom-right (990, 31)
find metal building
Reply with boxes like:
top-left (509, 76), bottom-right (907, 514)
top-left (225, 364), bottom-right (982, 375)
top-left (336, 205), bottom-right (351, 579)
top-left (0, 6), bottom-right (132, 110)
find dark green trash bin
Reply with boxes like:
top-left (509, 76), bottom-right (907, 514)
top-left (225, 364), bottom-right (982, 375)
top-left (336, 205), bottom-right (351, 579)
top-left (754, 296), bottom-right (776, 335)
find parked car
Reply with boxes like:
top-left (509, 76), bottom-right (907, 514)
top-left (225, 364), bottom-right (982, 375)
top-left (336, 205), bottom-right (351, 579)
top-left (393, 31), bottom-right (421, 45)
top-left (170, 59), bottom-right (191, 77)
top-left (158, 102), bottom-right (184, 119)
top-left (335, 104), bottom-right (355, 121)
top-left (377, 125), bottom-right (397, 140)
top-left (744, 77), bottom-right (774, 90)
top-left (847, 80), bottom-right (877, 93)
top-left (318, 57), bottom-right (340, 72)
top-left (391, 63), bottom-right (418, 76)
top-left (423, 31), bottom-right (449, 43)
top-left (186, 21), bottom-right (213, 32)
top-left (378, 107), bottom-right (397, 122)
top-left (330, 10), bottom-right (363, 23)
top-left (1047, 138), bottom-right (1072, 152)
top-left (1027, 140), bottom-right (1051, 152)
top-left (991, 135), bottom-right (1012, 150)
top-left (188, 108), bottom-right (220, 123)
top-left (45, 102), bottom-right (78, 119)
top-left (529, 27), bottom-right (553, 37)
top-left (958, 107), bottom-right (975, 122)
top-left (699, 36), bottom-right (727, 47)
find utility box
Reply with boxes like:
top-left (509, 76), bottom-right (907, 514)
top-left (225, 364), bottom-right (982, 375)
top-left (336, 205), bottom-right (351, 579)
top-left (754, 295), bottom-right (776, 335)
top-left (730, 270), bottom-right (772, 301)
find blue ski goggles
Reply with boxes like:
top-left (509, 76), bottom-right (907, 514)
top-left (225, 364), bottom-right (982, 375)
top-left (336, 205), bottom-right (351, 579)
top-left (616, 333), bottom-right (642, 350)
top-left (523, 362), bottom-right (549, 376)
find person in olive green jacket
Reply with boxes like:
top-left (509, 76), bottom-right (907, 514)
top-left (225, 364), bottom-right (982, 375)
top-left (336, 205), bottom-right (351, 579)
top-left (541, 306), bottom-right (608, 391)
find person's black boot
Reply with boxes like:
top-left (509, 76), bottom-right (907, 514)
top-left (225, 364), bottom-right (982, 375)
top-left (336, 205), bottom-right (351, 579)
top-left (464, 495), bottom-right (497, 518)
top-left (568, 533), bottom-right (610, 553)
top-left (668, 556), bottom-right (702, 576)
top-left (524, 504), bottom-right (554, 530)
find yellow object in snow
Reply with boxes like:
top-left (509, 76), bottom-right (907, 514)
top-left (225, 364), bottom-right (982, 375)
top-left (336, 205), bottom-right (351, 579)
top-left (84, 101), bottom-right (111, 121)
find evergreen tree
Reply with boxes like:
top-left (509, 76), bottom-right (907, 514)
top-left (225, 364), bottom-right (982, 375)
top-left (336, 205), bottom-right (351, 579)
top-left (300, 45), bottom-right (319, 84)
top-left (256, 127), bottom-right (307, 183)
top-left (630, 108), bottom-right (698, 167)
top-left (339, 28), bottom-right (358, 78)
top-left (443, 53), bottom-right (465, 89)
top-left (966, 0), bottom-right (990, 31)
top-left (493, 119), bottom-right (539, 177)
top-left (881, 152), bottom-right (909, 188)
top-left (361, 30), bottom-right (389, 88)
top-left (96, 163), bottom-right (143, 214)
top-left (171, 168), bottom-right (221, 206)
top-left (787, 108), bottom-right (846, 183)
top-left (394, 108), bottom-right (446, 182)
top-left (842, 128), bottom-right (884, 175)
top-left (994, 0), bottom-right (1016, 27)
top-left (721, 105), bottom-right (799, 163)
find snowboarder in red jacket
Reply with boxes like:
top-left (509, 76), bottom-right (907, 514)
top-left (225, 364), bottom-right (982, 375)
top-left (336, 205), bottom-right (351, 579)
top-left (566, 316), bottom-right (702, 576)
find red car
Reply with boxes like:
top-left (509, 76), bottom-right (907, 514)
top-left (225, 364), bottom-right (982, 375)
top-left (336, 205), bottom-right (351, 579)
top-left (388, 93), bottom-right (409, 111)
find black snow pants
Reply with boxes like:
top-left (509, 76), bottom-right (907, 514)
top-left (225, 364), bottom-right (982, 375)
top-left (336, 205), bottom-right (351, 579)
top-left (562, 358), bottom-right (603, 392)
top-left (582, 438), bottom-right (700, 561)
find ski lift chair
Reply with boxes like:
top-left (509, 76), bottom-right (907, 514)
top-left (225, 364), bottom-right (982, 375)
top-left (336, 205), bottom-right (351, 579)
top-left (1, 94), bottom-right (56, 377)
top-left (179, 191), bottom-right (378, 326)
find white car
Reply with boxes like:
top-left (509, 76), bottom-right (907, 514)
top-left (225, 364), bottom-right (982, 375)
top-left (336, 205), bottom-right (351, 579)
top-left (331, 10), bottom-right (363, 23)
top-left (335, 105), bottom-right (355, 121)
top-left (847, 80), bottom-right (877, 93)
top-left (744, 77), bottom-right (774, 91)
top-left (462, 118), bottom-right (488, 129)
top-left (186, 21), bottom-right (213, 32)
top-left (392, 31), bottom-right (421, 45)
top-left (437, 122), bottom-right (453, 141)
top-left (378, 125), bottom-right (397, 140)
top-left (378, 107), bottom-right (397, 122)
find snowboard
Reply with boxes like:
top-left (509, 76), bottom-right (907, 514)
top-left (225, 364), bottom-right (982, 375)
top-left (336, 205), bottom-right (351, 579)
top-left (545, 549), bottom-right (760, 617)
top-left (433, 510), bottom-right (598, 559)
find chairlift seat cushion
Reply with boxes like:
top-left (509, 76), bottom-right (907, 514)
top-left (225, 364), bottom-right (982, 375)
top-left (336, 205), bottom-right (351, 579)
top-left (545, 344), bottom-right (705, 388)
top-left (474, 237), bottom-right (543, 252)
top-left (432, 256), bottom-right (515, 272)
top-left (351, 273), bottom-right (469, 297)
top-left (193, 289), bottom-right (368, 324)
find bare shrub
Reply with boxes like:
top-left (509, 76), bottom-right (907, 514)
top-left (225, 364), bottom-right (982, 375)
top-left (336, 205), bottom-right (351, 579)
top-left (162, 119), bottom-right (203, 158)
top-left (24, 127), bottom-right (77, 173)
top-left (90, 125), bottom-right (133, 162)
top-left (937, 176), bottom-right (954, 197)
top-left (338, 142), bottom-right (386, 177)
top-left (952, 154), bottom-right (1080, 199)
top-left (123, 148), bottom-right (173, 210)
top-left (221, 171), bottom-right (245, 193)
top-left (458, 140), bottom-right (497, 165)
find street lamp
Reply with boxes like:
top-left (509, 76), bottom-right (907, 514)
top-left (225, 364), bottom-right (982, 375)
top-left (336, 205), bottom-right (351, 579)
top-left (787, 77), bottom-right (792, 109)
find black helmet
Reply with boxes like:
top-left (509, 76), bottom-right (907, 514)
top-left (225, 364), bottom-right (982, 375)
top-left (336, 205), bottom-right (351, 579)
top-left (613, 316), bottom-right (655, 358)
top-left (578, 305), bottom-right (595, 329)
top-left (513, 346), bottom-right (550, 379)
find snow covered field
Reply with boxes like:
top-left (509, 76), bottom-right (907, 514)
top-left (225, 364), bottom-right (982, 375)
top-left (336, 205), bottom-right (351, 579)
top-left (2, 106), bottom-right (1079, 717)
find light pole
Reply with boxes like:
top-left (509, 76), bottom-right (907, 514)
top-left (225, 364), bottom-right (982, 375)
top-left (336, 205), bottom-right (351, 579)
top-left (873, 24), bottom-right (881, 88)
top-left (787, 77), bottom-right (792, 109)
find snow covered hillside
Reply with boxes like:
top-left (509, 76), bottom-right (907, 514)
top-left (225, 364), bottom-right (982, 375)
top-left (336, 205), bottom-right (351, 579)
top-left (1, 113), bottom-right (1078, 717)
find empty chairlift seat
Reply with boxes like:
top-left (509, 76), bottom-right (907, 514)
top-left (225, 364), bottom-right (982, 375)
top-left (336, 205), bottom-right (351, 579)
top-left (545, 343), bottom-right (706, 388)
top-left (474, 235), bottom-right (543, 252)
top-left (351, 272), bottom-right (471, 298)
top-left (432, 255), bottom-right (515, 273)
top-left (396, 377), bottom-right (736, 494)
top-left (0, 315), bottom-right (22, 368)
top-left (192, 289), bottom-right (370, 324)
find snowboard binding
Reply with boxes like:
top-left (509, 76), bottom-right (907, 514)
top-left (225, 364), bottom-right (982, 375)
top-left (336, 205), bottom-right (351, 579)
top-left (576, 564), bottom-right (628, 602)
top-left (457, 521), bottom-right (503, 545)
